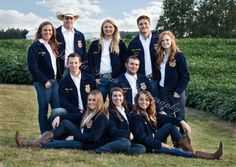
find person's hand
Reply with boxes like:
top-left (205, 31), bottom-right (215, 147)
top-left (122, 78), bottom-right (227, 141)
top-left (66, 136), bottom-right (74, 140)
top-left (45, 81), bottom-right (52, 89)
top-left (159, 111), bottom-right (167, 115)
top-left (180, 120), bottom-right (191, 135)
top-left (52, 116), bottom-right (60, 129)
top-left (173, 92), bottom-right (180, 98)
top-left (161, 143), bottom-right (174, 149)
top-left (129, 132), bottom-right (134, 141)
top-left (95, 79), bottom-right (101, 85)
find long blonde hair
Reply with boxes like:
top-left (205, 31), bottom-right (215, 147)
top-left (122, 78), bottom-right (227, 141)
top-left (156, 31), bottom-right (180, 69)
top-left (35, 21), bottom-right (59, 56)
top-left (133, 91), bottom-right (157, 126)
top-left (99, 18), bottom-right (120, 54)
top-left (80, 90), bottom-right (108, 128)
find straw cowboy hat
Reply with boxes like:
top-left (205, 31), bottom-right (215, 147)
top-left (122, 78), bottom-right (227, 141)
top-left (56, 11), bottom-right (80, 20)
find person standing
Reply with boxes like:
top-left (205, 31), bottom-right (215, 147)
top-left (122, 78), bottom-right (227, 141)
top-left (88, 18), bottom-right (127, 101)
top-left (156, 31), bottom-right (190, 122)
top-left (56, 11), bottom-right (87, 79)
top-left (128, 15), bottom-right (158, 96)
top-left (27, 21), bottom-right (60, 134)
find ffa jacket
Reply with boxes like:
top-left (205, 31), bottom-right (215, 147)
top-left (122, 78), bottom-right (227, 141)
top-left (56, 26), bottom-right (87, 77)
top-left (129, 112), bottom-right (182, 152)
top-left (157, 52), bottom-right (189, 95)
top-left (108, 108), bottom-right (130, 139)
top-left (59, 72), bottom-right (96, 122)
top-left (87, 39), bottom-right (127, 79)
top-left (76, 111), bottom-right (109, 150)
top-left (128, 32), bottom-right (159, 80)
top-left (116, 73), bottom-right (154, 110)
top-left (28, 40), bottom-right (59, 84)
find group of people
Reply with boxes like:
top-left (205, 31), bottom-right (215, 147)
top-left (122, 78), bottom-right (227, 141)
top-left (15, 11), bottom-right (223, 159)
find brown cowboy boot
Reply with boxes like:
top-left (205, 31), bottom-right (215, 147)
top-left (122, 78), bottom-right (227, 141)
top-left (15, 131), bottom-right (42, 148)
top-left (38, 131), bottom-right (54, 143)
top-left (194, 142), bottom-right (223, 160)
top-left (178, 134), bottom-right (194, 152)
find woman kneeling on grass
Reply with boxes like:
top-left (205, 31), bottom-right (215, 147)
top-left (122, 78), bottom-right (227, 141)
top-left (129, 91), bottom-right (223, 159)
top-left (15, 90), bottom-right (112, 151)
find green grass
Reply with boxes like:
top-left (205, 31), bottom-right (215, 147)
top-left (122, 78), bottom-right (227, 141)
top-left (0, 87), bottom-right (236, 167)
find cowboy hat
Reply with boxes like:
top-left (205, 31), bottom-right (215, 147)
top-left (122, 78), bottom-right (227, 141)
top-left (56, 11), bottom-right (80, 21)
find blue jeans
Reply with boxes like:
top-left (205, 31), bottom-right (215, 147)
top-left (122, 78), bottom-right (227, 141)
top-left (153, 123), bottom-right (193, 158)
top-left (97, 75), bottom-right (113, 101)
top-left (149, 80), bottom-right (158, 98)
top-left (42, 140), bottom-right (82, 149)
top-left (34, 79), bottom-right (60, 134)
top-left (155, 123), bottom-right (182, 142)
top-left (49, 107), bottom-right (68, 124)
top-left (52, 119), bottom-right (80, 139)
top-left (95, 137), bottom-right (131, 153)
top-left (159, 88), bottom-right (186, 120)
top-left (125, 143), bottom-right (146, 155)
top-left (154, 147), bottom-right (194, 158)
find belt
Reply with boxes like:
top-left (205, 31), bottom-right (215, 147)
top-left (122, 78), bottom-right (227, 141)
top-left (100, 73), bottom-right (112, 78)
top-left (146, 74), bottom-right (153, 81)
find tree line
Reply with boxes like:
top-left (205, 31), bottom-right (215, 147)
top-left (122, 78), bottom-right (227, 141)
top-left (0, 28), bottom-right (28, 39)
top-left (156, 0), bottom-right (236, 38)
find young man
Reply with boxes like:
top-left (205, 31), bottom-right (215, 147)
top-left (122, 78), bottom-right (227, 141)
top-left (50, 53), bottom-right (96, 129)
top-left (116, 56), bottom-right (154, 110)
top-left (56, 11), bottom-right (87, 79)
top-left (128, 15), bottom-right (159, 96)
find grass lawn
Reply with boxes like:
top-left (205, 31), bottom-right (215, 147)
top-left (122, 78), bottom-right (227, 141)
top-left (0, 86), bottom-right (235, 167)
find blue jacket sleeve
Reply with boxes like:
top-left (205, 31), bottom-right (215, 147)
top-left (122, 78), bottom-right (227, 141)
top-left (129, 113), bottom-right (162, 149)
top-left (27, 44), bottom-right (48, 84)
top-left (175, 53), bottom-right (190, 94)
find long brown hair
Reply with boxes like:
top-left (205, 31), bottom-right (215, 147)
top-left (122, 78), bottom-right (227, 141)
top-left (35, 21), bottom-right (59, 55)
top-left (108, 87), bottom-right (129, 121)
top-left (156, 31), bottom-right (180, 69)
top-left (133, 91), bottom-right (157, 126)
top-left (99, 18), bottom-right (120, 54)
top-left (80, 90), bottom-right (108, 128)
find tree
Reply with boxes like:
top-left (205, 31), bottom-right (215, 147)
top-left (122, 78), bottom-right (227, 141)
top-left (193, 0), bottom-right (236, 37)
top-left (156, 0), bottom-right (196, 37)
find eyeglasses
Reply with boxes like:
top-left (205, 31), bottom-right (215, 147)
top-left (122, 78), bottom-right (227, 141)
top-left (64, 17), bottom-right (74, 20)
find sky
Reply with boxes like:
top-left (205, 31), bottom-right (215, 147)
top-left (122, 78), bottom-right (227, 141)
top-left (0, 0), bottom-right (163, 33)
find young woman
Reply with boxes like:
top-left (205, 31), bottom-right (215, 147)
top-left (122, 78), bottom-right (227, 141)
top-left (156, 31), bottom-right (189, 122)
top-left (88, 18), bottom-right (127, 101)
top-left (129, 91), bottom-right (223, 159)
top-left (16, 90), bottom-right (109, 150)
top-left (28, 21), bottom-right (60, 134)
top-left (95, 87), bottom-right (146, 155)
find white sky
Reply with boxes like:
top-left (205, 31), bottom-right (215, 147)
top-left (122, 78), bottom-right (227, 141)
top-left (0, 0), bottom-right (163, 32)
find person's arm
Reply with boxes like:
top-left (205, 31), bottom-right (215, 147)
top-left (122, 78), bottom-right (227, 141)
top-left (175, 52), bottom-right (190, 95)
top-left (129, 113), bottom-right (162, 149)
top-left (27, 44), bottom-right (48, 84)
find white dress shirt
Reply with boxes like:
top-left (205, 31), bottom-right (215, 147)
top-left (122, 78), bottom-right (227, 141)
top-left (39, 39), bottom-right (57, 77)
top-left (70, 73), bottom-right (84, 111)
top-left (117, 106), bottom-right (128, 123)
top-left (139, 33), bottom-right (152, 76)
top-left (159, 53), bottom-right (169, 87)
top-left (100, 39), bottom-right (112, 74)
top-left (62, 26), bottom-right (75, 67)
top-left (125, 72), bottom-right (138, 104)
